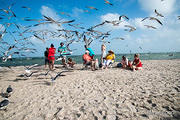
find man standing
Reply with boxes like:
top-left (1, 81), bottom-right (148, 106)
top-left (44, 47), bottom-right (49, 68)
top-left (58, 42), bottom-right (67, 67)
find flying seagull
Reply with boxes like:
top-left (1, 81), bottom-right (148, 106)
top-left (51, 71), bottom-right (73, 82)
top-left (34, 34), bottom-right (45, 43)
top-left (104, 0), bottom-right (113, 6)
top-left (21, 6), bottom-right (31, 11)
top-left (119, 15), bottom-right (129, 21)
top-left (141, 17), bottom-right (163, 25)
top-left (144, 25), bottom-right (157, 29)
top-left (86, 6), bottom-right (98, 10)
top-left (112, 37), bottom-right (125, 40)
top-left (178, 16), bottom-right (180, 20)
top-left (124, 25), bottom-right (136, 32)
top-left (155, 9), bottom-right (164, 17)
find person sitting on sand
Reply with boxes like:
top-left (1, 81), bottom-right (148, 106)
top-left (102, 50), bottom-right (115, 69)
top-left (117, 56), bottom-right (128, 68)
top-left (131, 54), bottom-right (143, 71)
top-left (48, 44), bottom-right (56, 70)
top-left (67, 58), bottom-right (75, 68)
top-left (44, 47), bottom-right (49, 68)
top-left (82, 50), bottom-right (96, 71)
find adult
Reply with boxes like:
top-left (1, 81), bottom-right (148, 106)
top-left (102, 50), bottom-right (115, 69)
top-left (84, 45), bottom-right (95, 59)
top-left (82, 50), bottom-right (96, 71)
top-left (48, 44), bottom-right (56, 70)
top-left (101, 44), bottom-right (106, 64)
top-left (44, 47), bottom-right (49, 68)
top-left (58, 42), bottom-right (67, 67)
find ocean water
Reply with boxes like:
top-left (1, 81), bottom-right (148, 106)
top-left (0, 52), bottom-right (180, 67)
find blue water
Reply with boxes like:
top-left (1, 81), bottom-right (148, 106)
top-left (0, 52), bottom-right (180, 67)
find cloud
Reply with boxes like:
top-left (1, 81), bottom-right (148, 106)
top-left (40, 6), bottom-right (60, 21)
top-left (29, 6), bottom-right (65, 44)
top-left (100, 13), bottom-right (130, 29)
top-left (71, 7), bottom-right (84, 17)
top-left (138, 0), bottom-right (179, 15)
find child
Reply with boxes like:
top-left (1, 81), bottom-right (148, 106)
top-left (120, 56), bottom-right (128, 68)
top-left (67, 58), bottom-right (75, 68)
top-left (132, 54), bottom-right (142, 71)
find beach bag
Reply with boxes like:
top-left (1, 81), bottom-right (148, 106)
top-left (99, 63), bottom-right (103, 68)
top-left (117, 63), bottom-right (122, 68)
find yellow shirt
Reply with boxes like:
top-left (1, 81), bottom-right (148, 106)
top-left (106, 54), bottom-right (115, 60)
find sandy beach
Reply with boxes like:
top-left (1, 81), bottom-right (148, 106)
top-left (0, 59), bottom-right (180, 120)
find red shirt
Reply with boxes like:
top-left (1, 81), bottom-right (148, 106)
top-left (133, 58), bottom-right (142, 67)
top-left (83, 54), bottom-right (92, 63)
top-left (48, 47), bottom-right (55, 60)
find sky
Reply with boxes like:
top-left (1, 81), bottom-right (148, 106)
top-left (0, 0), bottom-right (180, 57)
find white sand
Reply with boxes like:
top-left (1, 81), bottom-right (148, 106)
top-left (0, 60), bottom-right (180, 120)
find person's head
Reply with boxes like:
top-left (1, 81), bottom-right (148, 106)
top-left (60, 42), bottom-right (64, 46)
top-left (101, 44), bottom-right (106, 50)
top-left (50, 44), bottom-right (54, 48)
top-left (46, 47), bottom-right (48, 51)
top-left (122, 56), bottom-right (126, 60)
top-left (108, 50), bottom-right (114, 54)
top-left (85, 50), bottom-right (89, 55)
top-left (68, 58), bottom-right (72, 62)
top-left (134, 54), bottom-right (139, 60)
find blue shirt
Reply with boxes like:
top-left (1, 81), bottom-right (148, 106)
top-left (58, 46), bottom-right (67, 55)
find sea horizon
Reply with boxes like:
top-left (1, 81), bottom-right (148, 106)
top-left (0, 52), bottom-right (180, 67)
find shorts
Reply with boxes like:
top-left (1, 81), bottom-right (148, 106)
top-left (103, 60), bottom-right (112, 66)
top-left (45, 58), bottom-right (49, 65)
top-left (85, 61), bottom-right (91, 66)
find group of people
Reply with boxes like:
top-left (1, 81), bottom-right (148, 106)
top-left (44, 42), bottom-right (75, 70)
top-left (118, 54), bottom-right (143, 71)
top-left (82, 44), bottom-right (142, 71)
top-left (44, 43), bottom-right (142, 71)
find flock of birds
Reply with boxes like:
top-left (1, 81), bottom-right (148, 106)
top-left (0, 0), bottom-right (180, 62)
